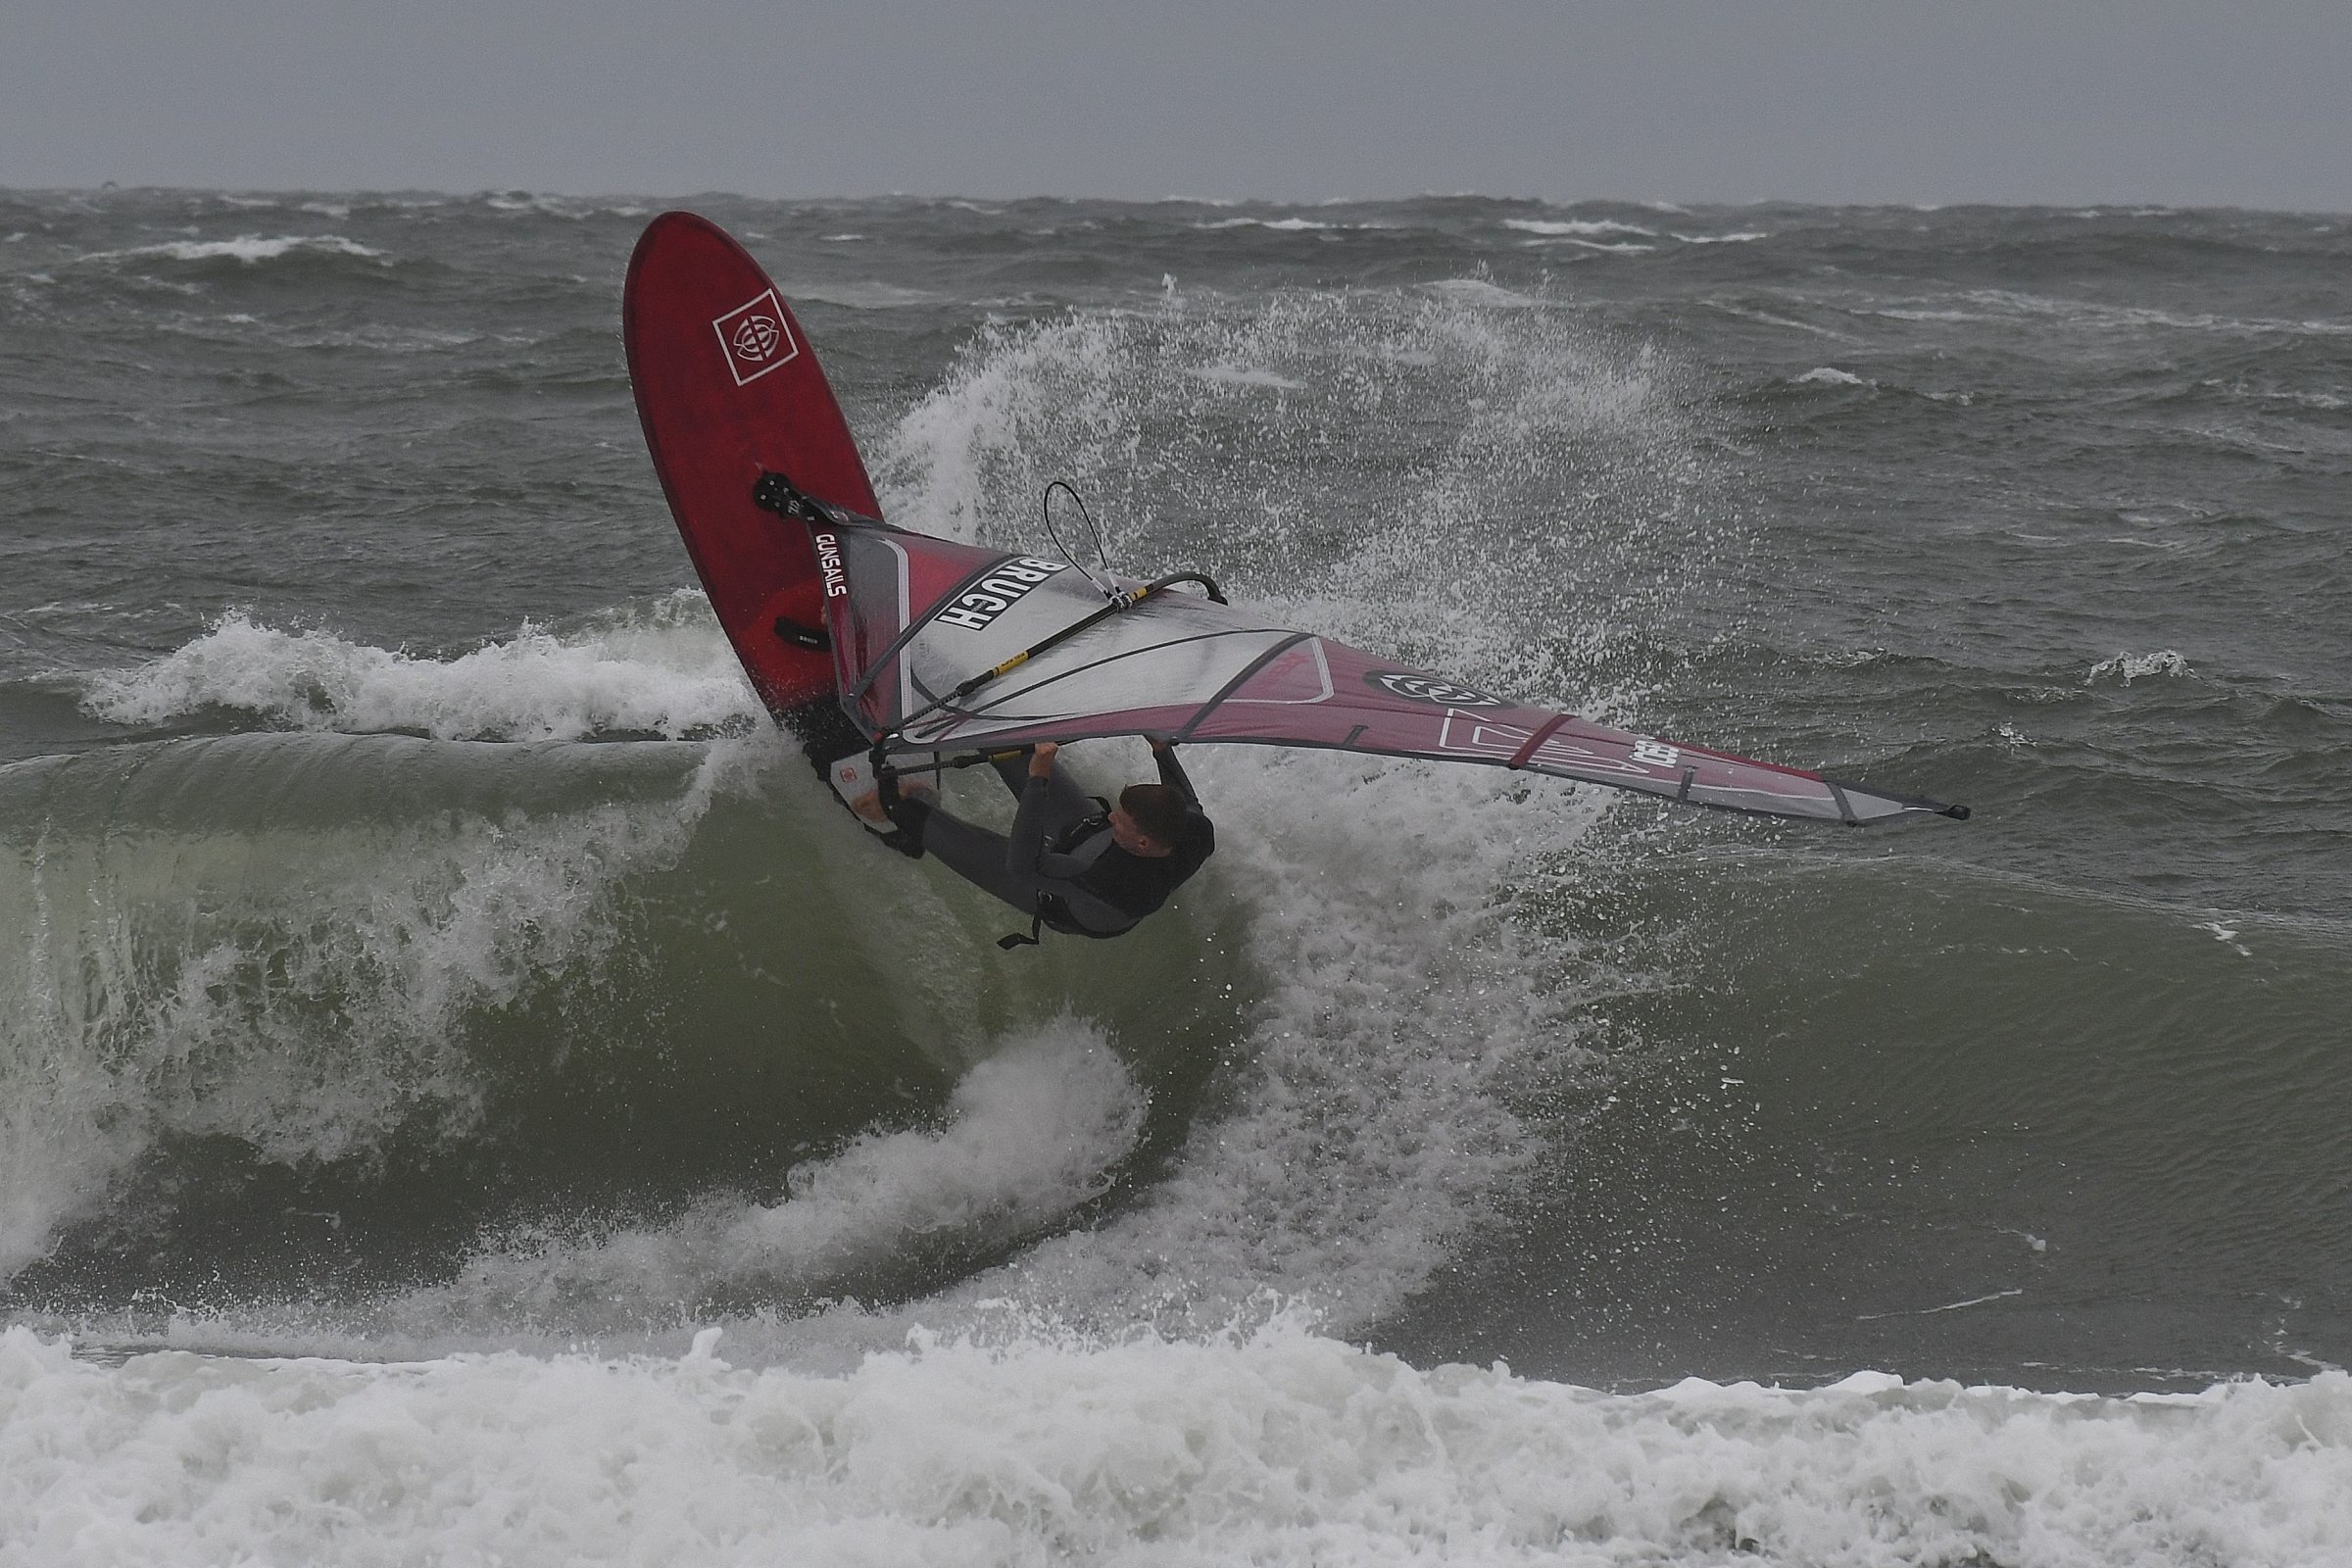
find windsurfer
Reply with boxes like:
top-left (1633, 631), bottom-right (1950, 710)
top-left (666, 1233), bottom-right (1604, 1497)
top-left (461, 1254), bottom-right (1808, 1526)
top-left (871, 739), bottom-right (1214, 943)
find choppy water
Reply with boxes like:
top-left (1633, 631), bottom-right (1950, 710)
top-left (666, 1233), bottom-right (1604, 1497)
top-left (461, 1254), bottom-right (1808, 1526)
top-left (3, 188), bottom-right (2350, 1564)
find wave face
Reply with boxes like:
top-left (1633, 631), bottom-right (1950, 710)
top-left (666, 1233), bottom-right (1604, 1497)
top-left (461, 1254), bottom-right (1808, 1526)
top-left (4, 189), bottom-right (2351, 1563)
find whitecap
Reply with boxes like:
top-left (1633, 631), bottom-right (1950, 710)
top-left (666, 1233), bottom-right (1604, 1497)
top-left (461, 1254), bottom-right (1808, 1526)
top-left (1502, 219), bottom-right (1657, 239)
top-left (2086, 650), bottom-right (2190, 684)
top-left (1521, 237), bottom-right (1656, 254)
top-left (78, 599), bottom-right (760, 742)
top-left (1196, 217), bottom-right (1340, 231)
top-left (82, 234), bottom-right (384, 265)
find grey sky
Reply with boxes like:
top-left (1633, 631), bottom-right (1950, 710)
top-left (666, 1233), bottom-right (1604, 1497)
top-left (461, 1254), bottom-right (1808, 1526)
top-left (6, 1), bottom-right (2348, 209)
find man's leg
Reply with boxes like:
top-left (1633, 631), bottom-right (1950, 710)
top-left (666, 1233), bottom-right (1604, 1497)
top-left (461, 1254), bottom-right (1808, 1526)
top-left (904, 807), bottom-right (1038, 916)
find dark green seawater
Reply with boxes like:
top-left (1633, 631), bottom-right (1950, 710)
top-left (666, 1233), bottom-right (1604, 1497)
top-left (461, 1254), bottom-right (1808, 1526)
top-left (5, 193), bottom-right (2351, 1546)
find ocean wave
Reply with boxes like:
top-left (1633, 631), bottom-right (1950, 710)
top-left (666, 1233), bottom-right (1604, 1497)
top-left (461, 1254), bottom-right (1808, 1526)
top-left (1518, 236), bottom-right (1657, 255)
top-left (480, 193), bottom-right (651, 220)
top-left (856, 283), bottom-right (1711, 1338)
top-left (78, 234), bottom-right (386, 266)
top-left (0, 732), bottom-right (735, 1282)
top-left (1502, 219), bottom-right (1657, 239)
top-left (424, 1019), bottom-right (1147, 1320)
top-left (1875, 289), bottom-right (2352, 339)
top-left (1195, 217), bottom-right (1342, 231)
top-left (1700, 302), bottom-right (1861, 342)
top-left (78, 600), bottom-right (761, 741)
top-left (5, 1324), bottom-right (2345, 1566)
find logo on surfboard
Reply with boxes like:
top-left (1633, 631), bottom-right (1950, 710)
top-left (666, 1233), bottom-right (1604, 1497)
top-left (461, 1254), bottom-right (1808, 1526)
top-left (710, 290), bottom-right (800, 384)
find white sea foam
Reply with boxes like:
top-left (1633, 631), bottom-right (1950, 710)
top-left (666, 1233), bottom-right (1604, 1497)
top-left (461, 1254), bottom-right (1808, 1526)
top-left (1794, 367), bottom-right (1868, 386)
top-left (1195, 217), bottom-right (1340, 231)
top-left (1502, 219), bottom-right (1656, 239)
top-left (1672, 230), bottom-right (1771, 244)
top-left (2195, 919), bottom-right (2253, 957)
top-left (79, 596), bottom-right (762, 741)
top-left (1522, 237), bottom-right (1658, 255)
top-left (5, 1325), bottom-right (2346, 1566)
top-left (82, 234), bottom-right (384, 265)
top-left (2087, 650), bottom-right (2191, 684)
top-left (477, 193), bottom-right (651, 220)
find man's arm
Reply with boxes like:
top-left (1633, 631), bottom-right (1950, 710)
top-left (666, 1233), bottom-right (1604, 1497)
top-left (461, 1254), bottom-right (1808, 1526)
top-left (1009, 742), bottom-right (1106, 877)
top-left (1150, 737), bottom-right (1200, 804)
top-left (1151, 736), bottom-right (1214, 865)
top-left (1007, 742), bottom-right (1063, 874)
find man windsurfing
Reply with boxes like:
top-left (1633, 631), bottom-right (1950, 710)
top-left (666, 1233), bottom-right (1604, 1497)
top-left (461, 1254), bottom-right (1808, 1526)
top-left (855, 739), bottom-right (1214, 947)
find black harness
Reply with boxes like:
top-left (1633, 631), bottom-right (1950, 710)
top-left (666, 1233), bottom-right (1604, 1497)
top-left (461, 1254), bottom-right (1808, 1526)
top-left (998, 803), bottom-right (1207, 950)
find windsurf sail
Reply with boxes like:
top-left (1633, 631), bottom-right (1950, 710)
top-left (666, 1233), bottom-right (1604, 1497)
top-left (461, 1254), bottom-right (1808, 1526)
top-left (761, 476), bottom-right (1966, 827)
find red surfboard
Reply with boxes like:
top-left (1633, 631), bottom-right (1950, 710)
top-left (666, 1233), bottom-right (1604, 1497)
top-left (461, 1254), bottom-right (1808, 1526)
top-left (622, 212), bottom-right (881, 719)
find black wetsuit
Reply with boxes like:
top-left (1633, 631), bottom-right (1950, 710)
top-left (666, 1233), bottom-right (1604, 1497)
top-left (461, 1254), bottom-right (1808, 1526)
top-left (897, 749), bottom-right (1214, 936)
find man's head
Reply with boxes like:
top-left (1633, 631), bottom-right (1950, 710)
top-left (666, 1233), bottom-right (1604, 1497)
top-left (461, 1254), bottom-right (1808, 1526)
top-left (1110, 782), bottom-right (1190, 857)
